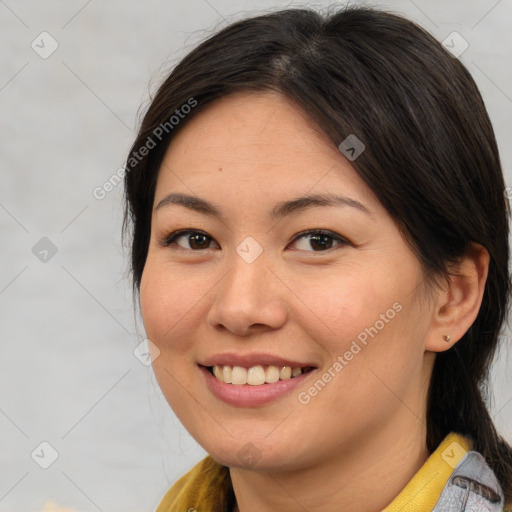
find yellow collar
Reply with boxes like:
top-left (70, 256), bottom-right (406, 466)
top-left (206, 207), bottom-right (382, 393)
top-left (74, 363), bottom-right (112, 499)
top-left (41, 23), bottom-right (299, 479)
top-left (157, 432), bottom-right (511, 512)
top-left (383, 432), bottom-right (472, 511)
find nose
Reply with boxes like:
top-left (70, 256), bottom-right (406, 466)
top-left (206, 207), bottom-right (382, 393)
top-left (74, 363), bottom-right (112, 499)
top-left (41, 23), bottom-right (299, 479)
top-left (206, 251), bottom-right (288, 337)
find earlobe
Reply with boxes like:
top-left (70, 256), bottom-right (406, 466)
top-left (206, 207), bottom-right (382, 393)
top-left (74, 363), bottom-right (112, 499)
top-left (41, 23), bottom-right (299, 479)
top-left (425, 243), bottom-right (489, 353)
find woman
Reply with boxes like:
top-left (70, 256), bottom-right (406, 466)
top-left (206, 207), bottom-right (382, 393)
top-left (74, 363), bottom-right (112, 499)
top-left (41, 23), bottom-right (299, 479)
top-left (123, 6), bottom-right (512, 511)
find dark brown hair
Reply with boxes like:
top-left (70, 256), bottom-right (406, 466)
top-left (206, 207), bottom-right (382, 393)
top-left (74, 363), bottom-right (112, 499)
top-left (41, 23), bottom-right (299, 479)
top-left (123, 6), bottom-right (512, 501)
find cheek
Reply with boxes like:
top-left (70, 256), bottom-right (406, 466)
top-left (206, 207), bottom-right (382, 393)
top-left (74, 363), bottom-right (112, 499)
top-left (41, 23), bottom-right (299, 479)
top-left (299, 260), bottom-right (427, 383)
top-left (296, 265), bottom-right (400, 346)
top-left (139, 260), bottom-right (204, 354)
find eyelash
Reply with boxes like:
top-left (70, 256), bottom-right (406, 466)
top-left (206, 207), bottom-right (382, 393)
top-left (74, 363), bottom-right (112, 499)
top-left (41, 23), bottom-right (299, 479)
top-left (159, 229), bottom-right (351, 252)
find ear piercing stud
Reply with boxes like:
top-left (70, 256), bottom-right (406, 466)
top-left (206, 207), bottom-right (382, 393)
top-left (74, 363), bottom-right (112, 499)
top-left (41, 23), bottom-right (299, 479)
top-left (443, 334), bottom-right (451, 342)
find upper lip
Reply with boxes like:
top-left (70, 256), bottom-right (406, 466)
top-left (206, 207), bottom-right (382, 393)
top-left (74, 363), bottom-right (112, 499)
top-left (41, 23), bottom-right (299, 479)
top-left (199, 353), bottom-right (317, 368)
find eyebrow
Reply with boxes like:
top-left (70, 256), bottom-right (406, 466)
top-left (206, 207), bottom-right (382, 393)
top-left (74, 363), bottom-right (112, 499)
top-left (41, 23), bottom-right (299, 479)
top-left (155, 192), bottom-right (370, 219)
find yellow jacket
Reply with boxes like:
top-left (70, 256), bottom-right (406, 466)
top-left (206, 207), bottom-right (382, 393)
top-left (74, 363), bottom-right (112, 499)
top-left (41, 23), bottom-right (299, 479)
top-left (156, 433), bottom-right (511, 512)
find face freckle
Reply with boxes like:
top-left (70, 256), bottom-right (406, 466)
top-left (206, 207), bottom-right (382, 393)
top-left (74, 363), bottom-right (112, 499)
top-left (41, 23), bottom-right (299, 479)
top-left (140, 91), bottom-right (437, 471)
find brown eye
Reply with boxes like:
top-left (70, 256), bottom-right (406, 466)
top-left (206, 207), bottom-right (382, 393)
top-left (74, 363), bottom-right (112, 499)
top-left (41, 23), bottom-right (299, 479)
top-left (160, 230), bottom-right (218, 250)
top-left (290, 230), bottom-right (349, 252)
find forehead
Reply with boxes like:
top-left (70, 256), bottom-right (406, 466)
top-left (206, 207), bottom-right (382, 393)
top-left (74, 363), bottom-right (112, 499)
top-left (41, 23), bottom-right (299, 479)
top-left (154, 91), bottom-right (378, 213)
top-left (166, 91), bottom-right (335, 164)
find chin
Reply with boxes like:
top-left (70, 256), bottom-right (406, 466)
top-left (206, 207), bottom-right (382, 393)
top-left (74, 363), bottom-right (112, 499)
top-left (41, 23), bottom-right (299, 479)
top-left (196, 431), bottom-right (305, 471)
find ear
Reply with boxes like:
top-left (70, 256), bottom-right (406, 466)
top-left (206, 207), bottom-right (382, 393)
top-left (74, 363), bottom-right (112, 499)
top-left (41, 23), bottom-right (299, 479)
top-left (425, 243), bottom-right (489, 353)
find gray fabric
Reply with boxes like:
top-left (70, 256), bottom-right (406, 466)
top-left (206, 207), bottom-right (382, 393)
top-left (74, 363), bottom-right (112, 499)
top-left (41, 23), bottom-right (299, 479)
top-left (433, 452), bottom-right (504, 511)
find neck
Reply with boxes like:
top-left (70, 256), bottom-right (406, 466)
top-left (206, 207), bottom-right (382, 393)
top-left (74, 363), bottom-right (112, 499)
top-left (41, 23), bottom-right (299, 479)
top-left (230, 416), bottom-right (430, 512)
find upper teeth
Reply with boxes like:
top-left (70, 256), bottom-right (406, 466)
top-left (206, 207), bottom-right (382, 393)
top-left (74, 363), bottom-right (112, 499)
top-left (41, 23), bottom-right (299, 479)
top-left (212, 365), bottom-right (304, 385)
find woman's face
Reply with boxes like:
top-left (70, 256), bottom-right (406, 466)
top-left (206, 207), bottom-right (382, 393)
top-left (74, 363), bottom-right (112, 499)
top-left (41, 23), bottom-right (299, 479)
top-left (140, 92), bottom-right (437, 470)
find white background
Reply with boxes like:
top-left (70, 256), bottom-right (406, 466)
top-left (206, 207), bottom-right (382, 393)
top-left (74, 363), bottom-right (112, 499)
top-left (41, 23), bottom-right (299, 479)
top-left (1, 1), bottom-right (511, 511)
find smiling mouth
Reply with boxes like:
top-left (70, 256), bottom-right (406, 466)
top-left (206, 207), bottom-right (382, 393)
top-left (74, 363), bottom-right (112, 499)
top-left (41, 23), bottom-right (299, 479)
top-left (206, 364), bottom-right (316, 385)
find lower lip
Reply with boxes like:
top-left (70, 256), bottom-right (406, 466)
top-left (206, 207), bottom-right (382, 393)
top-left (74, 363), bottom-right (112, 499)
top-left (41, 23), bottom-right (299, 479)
top-left (199, 365), bottom-right (315, 407)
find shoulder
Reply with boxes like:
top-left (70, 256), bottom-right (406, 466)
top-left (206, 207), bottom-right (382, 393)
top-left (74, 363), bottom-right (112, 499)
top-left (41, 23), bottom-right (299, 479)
top-left (435, 445), bottom-right (510, 512)
top-left (156, 456), bottom-right (232, 512)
